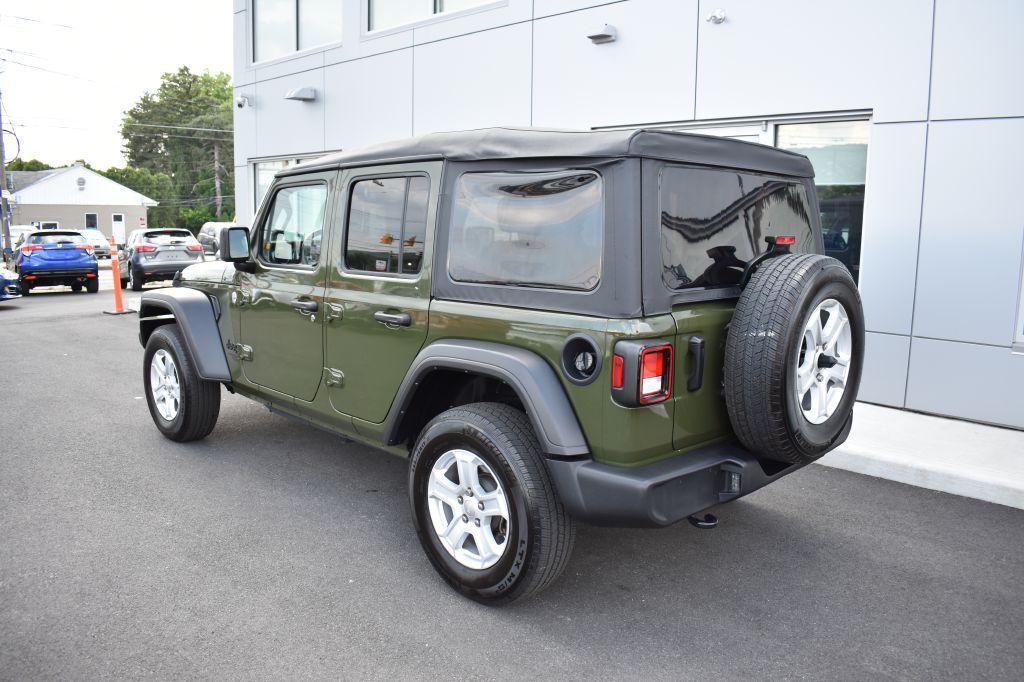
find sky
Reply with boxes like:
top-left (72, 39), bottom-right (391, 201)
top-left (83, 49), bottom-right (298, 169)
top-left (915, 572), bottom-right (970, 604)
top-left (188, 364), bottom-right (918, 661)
top-left (0, 0), bottom-right (233, 169)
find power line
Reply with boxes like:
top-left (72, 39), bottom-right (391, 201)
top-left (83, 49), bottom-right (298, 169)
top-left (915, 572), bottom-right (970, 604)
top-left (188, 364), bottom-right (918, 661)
top-left (0, 14), bottom-right (73, 29)
top-left (125, 123), bottom-right (233, 134)
top-left (0, 57), bottom-right (91, 81)
top-left (125, 131), bottom-right (232, 142)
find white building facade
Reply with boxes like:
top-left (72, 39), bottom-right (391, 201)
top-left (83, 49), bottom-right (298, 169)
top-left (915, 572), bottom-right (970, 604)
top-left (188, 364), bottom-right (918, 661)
top-left (231, 0), bottom-right (1024, 429)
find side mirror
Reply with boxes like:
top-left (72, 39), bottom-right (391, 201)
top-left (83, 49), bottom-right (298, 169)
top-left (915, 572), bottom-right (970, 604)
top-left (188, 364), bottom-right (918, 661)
top-left (220, 226), bottom-right (251, 262)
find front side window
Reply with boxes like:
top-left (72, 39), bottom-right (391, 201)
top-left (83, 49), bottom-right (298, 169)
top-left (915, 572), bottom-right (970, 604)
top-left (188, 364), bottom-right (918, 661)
top-left (775, 120), bottom-right (868, 283)
top-left (259, 184), bottom-right (328, 266)
top-left (254, 0), bottom-right (343, 62)
top-left (448, 170), bottom-right (603, 291)
top-left (369, 0), bottom-right (490, 31)
top-left (659, 166), bottom-right (814, 291)
top-left (345, 176), bottom-right (430, 275)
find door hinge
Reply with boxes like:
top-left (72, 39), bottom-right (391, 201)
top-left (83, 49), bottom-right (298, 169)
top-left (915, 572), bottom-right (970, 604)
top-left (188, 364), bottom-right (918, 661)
top-left (324, 302), bottom-right (344, 322)
top-left (227, 340), bottom-right (253, 361)
top-left (324, 367), bottom-right (345, 387)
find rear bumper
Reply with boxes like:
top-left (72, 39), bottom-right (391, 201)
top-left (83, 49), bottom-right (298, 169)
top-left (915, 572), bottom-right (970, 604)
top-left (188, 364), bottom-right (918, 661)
top-left (21, 267), bottom-right (97, 285)
top-left (546, 439), bottom-right (826, 528)
top-left (134, 260), bottom-right (198, 275)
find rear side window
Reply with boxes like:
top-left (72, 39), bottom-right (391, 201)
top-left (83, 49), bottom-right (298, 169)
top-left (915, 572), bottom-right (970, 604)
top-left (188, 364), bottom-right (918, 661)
top-left (659, 166), bottom-right (814, 290)
top-left (345, 176), bottom-right (429, 275)
top-left (448, 170), bottom-right (603, 291)
top-left (259, 184), bottom-right (328, 266)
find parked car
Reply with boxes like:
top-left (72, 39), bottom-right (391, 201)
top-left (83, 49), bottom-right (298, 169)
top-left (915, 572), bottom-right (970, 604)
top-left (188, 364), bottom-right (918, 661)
top-left (16, 230), bottom-right (99, 294)
top-left (78, 229), bottom-right (112, 259)
top-left (4, 226), bottom-right (35, 258)
top-left (0, 266), bottom-right (20, 301)
top-left (118, 228), bottom-right (204, 291)
top-left (135, 128), bottom-right (864, 604)
top-left (197, 222), bottom-right (242, 256)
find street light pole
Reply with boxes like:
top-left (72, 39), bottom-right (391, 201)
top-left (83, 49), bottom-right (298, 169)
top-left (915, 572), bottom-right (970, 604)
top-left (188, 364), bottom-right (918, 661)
top-left (0, 85), bottom-right (13, 265)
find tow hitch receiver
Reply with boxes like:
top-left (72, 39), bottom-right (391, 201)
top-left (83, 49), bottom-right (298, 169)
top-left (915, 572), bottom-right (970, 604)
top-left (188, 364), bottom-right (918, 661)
top-left (687, 513), bottom-right (718, 529)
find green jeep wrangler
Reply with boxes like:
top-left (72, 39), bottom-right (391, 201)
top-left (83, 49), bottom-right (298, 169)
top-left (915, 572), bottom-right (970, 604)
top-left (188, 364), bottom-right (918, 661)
top-left (137, 128), bottom-right (863, 604)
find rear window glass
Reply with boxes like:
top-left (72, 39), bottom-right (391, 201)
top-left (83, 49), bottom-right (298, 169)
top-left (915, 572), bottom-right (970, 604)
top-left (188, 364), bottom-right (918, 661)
top-left (659, 166), bottom-right (814, 290)
top-left (346, 176), bottom-right (429, 275)
top-left (144, 230), bottom-right (193, 243)
top-left (28, 232), bottom-right (85, 245)
top-left (448, 170), bottom-right (603, 291)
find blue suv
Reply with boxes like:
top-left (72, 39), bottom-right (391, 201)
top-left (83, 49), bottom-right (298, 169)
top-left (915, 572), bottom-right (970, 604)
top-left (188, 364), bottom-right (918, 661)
top-left (16, 230), bottom-right (99, 294)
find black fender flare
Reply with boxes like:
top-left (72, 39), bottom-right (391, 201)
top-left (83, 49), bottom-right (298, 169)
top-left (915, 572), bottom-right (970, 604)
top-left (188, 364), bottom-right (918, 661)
top-left (138, 288), bottom-right (231, 381)
top-left (383, 340), bottom-right (589, 457)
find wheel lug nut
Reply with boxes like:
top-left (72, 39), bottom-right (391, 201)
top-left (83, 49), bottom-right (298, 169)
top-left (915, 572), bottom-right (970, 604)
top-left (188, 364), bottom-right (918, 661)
top-left (457, 496), bottom-right (464, 504)
top-left (461, 514), bottom-right (468, 523)
top-left (466, 489), bottom-right (473, 497)
top-left (477, 501), bottom-right (484, 511)
top-left (474, 519), bottom-right (481, 527)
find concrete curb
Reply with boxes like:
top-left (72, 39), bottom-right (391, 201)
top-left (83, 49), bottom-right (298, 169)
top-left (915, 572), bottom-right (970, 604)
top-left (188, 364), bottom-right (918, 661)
top-left (818, 403), bottom-right (1024, 510)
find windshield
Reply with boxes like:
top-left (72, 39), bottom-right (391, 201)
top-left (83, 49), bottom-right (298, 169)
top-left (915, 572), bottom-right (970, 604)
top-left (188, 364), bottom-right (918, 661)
top-left (28, 232), bottom-right (86, 245)
top-left (448, 170), bottom-right (603, 291)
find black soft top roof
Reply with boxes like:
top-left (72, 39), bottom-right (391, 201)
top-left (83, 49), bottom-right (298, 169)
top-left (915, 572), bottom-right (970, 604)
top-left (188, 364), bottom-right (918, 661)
top-left (280, 127), bottom-right (815, 179)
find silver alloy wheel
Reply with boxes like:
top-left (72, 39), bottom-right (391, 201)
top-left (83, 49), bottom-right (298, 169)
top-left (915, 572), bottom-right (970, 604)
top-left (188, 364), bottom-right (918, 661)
top-left (150, 349), bottom-right (181, 421)
top-left (795, 298), bottom-right (853, 424)
top-left (426, 449), bottom-right (510, 570)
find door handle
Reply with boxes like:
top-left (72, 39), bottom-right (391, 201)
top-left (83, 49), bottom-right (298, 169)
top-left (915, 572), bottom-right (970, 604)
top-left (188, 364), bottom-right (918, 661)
top-left (374, 310), bottom-right (412, 327)
top-left (291, 298), bottom-right (319, 314)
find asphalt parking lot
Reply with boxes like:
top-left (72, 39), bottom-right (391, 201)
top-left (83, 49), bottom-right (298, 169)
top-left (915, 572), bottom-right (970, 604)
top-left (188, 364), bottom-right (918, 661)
top-left (1, 289), bottom-right (1022, 680)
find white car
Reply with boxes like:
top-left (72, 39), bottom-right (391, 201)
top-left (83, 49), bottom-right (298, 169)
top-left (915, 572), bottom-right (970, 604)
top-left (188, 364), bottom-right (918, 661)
top-left (78, 229), bottom-right (112, 258)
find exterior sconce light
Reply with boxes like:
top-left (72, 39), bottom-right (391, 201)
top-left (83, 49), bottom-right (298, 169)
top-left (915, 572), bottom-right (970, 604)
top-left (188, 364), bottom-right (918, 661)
top-left (284, 87), bottom-right (317, 102)
top-left (587, 24), bottom-right (617, 44)
top-left (706, 9), bottom-right (727, 24)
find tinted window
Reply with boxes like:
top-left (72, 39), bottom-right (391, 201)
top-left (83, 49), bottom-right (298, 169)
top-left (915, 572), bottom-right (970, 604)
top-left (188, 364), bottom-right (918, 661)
top-left (28, 232), bottom-right (85, 245)
top-left (346, 176), bottom-right (430, 275)
top-left (448, 170), bottom-right (603, 291)
top-left (85, 213), bottom-right (98, 229)
top-left (659, 166), bottom-right (814, 290)
top-left (144, 230), bottom-right (192, 241)
top-left (260, 184), bottom-right (328, 266)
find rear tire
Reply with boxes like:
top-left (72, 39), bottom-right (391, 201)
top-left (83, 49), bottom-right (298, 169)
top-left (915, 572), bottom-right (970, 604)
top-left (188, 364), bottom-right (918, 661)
top-left (130, 269), bottom-right (144, 291)
top-left (724, 254), bottom-right (864, 465)
top-left (143, 324), bottom-right (221, 442)
top-left (19, 281), bottom-right (30, 295)
top-left (409, 402), bottom-right (575, 605)
top-left (85, 278), bottom-right (99, 294)
top-left (71, 283), bottom-right (82, 293)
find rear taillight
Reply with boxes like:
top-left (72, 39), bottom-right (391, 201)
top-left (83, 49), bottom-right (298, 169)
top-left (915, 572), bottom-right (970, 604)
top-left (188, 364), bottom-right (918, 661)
top-left (75, 244), bottom-right (94, 254)
top-left (21, 244), bottom-right (41, 255)
top-left (136, 244), bottom-right (156, 252)
top-left (610, 341), bottom-right (673, 407)
top-left (186, 244), bottom-right (203, 252)
top-left (639, 344), bottom-right (672, 404)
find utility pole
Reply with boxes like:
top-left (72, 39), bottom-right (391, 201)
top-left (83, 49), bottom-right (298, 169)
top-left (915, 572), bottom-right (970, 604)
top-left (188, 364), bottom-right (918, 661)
top-left (213, 142), bottom-right (222, 219)
top-left (0, 85), bottom-right (12, 265)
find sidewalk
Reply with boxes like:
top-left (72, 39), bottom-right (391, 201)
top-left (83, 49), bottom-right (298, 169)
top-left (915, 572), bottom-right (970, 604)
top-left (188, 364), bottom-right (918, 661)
top-left (819, 402), bottom-right (1024, 509)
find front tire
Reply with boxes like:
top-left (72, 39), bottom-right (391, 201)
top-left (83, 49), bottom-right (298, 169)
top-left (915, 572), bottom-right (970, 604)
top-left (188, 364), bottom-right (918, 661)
top-left (143, 324), bottom-right (221, 442)
top-left (409, 402), bottom-right (575, 605)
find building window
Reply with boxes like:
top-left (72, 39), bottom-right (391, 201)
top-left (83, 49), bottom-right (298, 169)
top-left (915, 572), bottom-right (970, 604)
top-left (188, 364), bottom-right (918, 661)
top-left (254, 0), bottom-right (342, 62)
top-left (368, 0), bottom-right (491, 32)
top-left (345, 176), bottom-right (430, 275)
top-left (254, 158), bottom-right (316, 211)
top-left (84, 213), bottom-right (98, 229)
top-left (776, 120), bottom-right (869, 283)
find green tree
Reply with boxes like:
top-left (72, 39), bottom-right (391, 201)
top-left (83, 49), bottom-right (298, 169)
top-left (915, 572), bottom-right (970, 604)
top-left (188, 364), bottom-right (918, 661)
top-left (7, 158), bottom-right (53, 171)
top-left (101, 166), bottom-right (177, 227)
top-left (120, 66), bottom-right (234, 229)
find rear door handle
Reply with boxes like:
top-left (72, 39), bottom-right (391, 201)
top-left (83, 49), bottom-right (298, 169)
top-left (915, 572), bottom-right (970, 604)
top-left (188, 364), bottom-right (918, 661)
top-left (373, 311), bottom-right (412, 327)
top-left (291, 298), bottom-right (318, 314)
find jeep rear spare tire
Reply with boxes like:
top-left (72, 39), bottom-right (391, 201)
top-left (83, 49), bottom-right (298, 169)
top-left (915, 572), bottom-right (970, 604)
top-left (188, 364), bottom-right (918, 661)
top-left (724, 254), bottom-right (864, 465)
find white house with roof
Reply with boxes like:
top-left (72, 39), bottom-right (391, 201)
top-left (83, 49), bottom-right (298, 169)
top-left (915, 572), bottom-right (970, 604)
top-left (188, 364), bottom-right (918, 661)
top-left (5, 163), bottom-right (157, 242)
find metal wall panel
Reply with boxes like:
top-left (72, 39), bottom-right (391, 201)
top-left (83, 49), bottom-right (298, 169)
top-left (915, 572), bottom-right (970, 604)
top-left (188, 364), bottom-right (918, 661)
top-left (859, 332), bottom-right (910, 408)
top-left (532, 0), bottom-right (697, 129)
top-left (412, 23), bottom-right (532, 134)
top-left (906, 337), bottom-right (1024, 429)
top-left (858, 122), bottom-right (927, 336)
top-left (255, 71), bottom-right (327, 158)
top-left (324, 49), bottom-right (414, 151)
top-left (913, 118), bottom-right (1024, 347)
top-left (930, 0), bottom-right (1024, 120)
top-left (695, 0), bottom-right (933, 123)
top-left (534, 0), bottom-right (623, 18)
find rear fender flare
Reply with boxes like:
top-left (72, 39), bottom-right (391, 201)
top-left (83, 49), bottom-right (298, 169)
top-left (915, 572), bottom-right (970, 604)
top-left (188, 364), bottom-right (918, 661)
top-left (138, 288), bottom-right (231, 381)
top-left (383, 340), bottom-right (589, 457)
